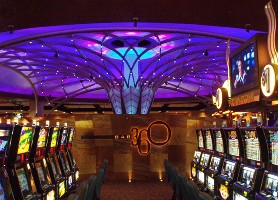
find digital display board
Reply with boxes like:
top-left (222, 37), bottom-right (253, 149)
top-left (244, 130), bottom-right (260, 161)
top-left (50, 128), bottom-right (59, 147)
top-left (205, 130), bottom-right (213, 150)
top-left (216, 130), bottom-right (224, 153)
top-left (37, 128), bottom-right (48, 148)
top-left (269, 130), bottom-right (278, 165)
top-left (17, 127), bottom-right (33, 154)
top-left (16, 168), bottom-right (30, 198)
top-left (228, 131), bottom-right (239, 156)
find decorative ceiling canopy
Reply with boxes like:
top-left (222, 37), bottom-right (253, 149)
top-left (0, 22), bottom-right (261, 114)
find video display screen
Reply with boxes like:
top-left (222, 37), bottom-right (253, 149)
top-left (37, 128), bottom-right (48, 148)
top-left (206, 176), bottom-right (214, 192)
top-left (228, 130), bottom-right (239, 157)
top-left (205, 130), bottom-right (213, 150)
top-left (209, 156), bottom-right (221, 171)
top-left (244, 130), bottom-right (260, 161)
top-left (0, 130), bottom-right (9, 137)
top-left (264, 173), bottom-right (278, 197)
top-left (241, 166), bottom-right (255, 188)
top-left (50, 128), bottom-right (59, 147)
top-left (0, 139), bottom-right (8, 155)
top-left (0, 179), bottom-right (6, 200)
top-left (230, 43), bottom-right (256, 95)
top-left (16, 168), bottom-right (30, 198)
top-left (58, 181), bottom-right (66, 198)
top-left (216, 131), bottom-right (224, 153)
top-left (61, 129), bottom-right (68, 146)
top-left (194, 151), bottom-right (201, 163)
top-left (35, 162), bottom-right (46, 186)
top-left (69, 128), bottom-right (74, 143)
top-left (197, 130), bottom-right (204, 148)
top-left (200, 153), bottom-right (210, 167)
top-left (221, 160), bottom-right (236, 179)
top-left (197, 171), bottom-right (205, 184)
top-left (17, 127), bottom-right (33, 154)
top-left (269, 130), bottom-right (278, 165)
top-left (233, 192), bottom-right (248, 200)
top-left (46, 190), bottom-right (55, 200)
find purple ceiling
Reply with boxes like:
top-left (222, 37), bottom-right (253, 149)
top-left (0, 22), bottom-right (262, 111)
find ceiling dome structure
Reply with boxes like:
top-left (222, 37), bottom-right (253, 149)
top-left (0, 22), bottom-right (262, 115)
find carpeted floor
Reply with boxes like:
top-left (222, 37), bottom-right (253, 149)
top-left (100, 180), bottom-right (173, 200)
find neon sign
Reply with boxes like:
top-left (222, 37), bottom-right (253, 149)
top-left (131, 121), bottom-right (171, 155)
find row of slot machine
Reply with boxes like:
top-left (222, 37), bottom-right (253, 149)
top-left (0, 123), bottom-right (79, 200)
top-left (191, 126), bottom-right (278, 200)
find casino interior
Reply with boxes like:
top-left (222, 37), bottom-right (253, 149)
top-left (0, 1), bottom-right (278, 200)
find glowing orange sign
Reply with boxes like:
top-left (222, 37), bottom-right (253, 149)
top-left (131, 121), bottom-right (171, 155)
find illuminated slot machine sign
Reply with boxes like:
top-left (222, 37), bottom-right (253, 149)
top-left (204, 130), bottom-right (214, 153)
top-left (17, 127), bottom-right (33, 155)
top-left (50, 128), bottom-right (59, 148)
top-left (191, 151), bottom-right (202, 178)
top-left (243, 129), bottom-right (261, 165)
top-left (197, 153), bottom-right (211, 184)
top-left (215, 129), bottom-right (227, 156)
top-left (58, 181), bottom-right (66, 198)
top-left (228, 130), bottom-right (240, 159)
top-left (265, 128), bottom-right (278, 170)
top-left (37, 128), bottom-right (47, 149)
top-left (237, 166), bottom-right (255, 189)
top-left (209, 156), bottom-right (221, 172)
top-left (194, 151), bottom-right (202, 164)
top-left (199, 153), bottom-right (211, 167)
top-left (196, 129), bottom-right (204, 150)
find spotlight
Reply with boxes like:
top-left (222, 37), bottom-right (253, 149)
top-left (8, 25), bottom-right (14, 34)
top-left (133, 17), bottom-right (139, 27)
top-left (54, 51), bottom-right (59, 58)
top-left (245, 24), bottom-right (251, 32)
top-left (204, 50), bottom-right (208, 57)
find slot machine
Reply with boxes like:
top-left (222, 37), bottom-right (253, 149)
top-left (196, 128), bottom-right (215, 188)
top-left (205, 128), bottom-right (227, 197)
top-left (216, 127), bottom-right (244, 200)
top-left (255, 126), bottom-right (278, 199)
top-left (65, 128), bottom-right (79, 183)
top-left (233, 127), bottom-right (268, 200)
top-left (29, 126), bottom-right (55, 200)
top-left (56, 127), bottom-right (75, 190)
top-left (191, 129), bottom-right (205, 180)
top-left (7, 125), bottom-right (41, 200)
top-left (45, 127), bottom-right (66, 199)
top-left (0, 124), bottom-right (17, 200)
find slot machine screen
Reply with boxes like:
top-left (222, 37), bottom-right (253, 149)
top-left (16, 167), bottom-right (30, 198)
top-left (17, 127), bottom-right (33, 154)
top-left (0, 179), bottom-right (6, 200)
top-left (0, 129), bottom-right (10, 157)
top-left (233, 192), bottom-right (248, 200)
top-left (197, 130), bottom-right (204, 148)
top-left (241, 166), bottom-right (255, 188)
top-left (205, 130), bottom-right (213, 150)
top-left (68, 175), bottom-right (73, 187)
top-left (200, 153), bottom-right (210, 166)
top-left (58, 181), bottom-right (66, 198)
top-left (222, 160), bottom-right (236, 179)
top-left (209, 156), bottom-right (221, 171)
top-left (216, 130), bottom-right (224, 153)
top-left (243, 130), bottom-right (261, 161)
top-left (37, 128), bottom-right (48, 148)
top-left (46, 190), bottom-right (55, 200)
top-left (264, 173), bottom-right (278, 197)
top-left (228, 130), bottom-right (239, 157)
top-left (69, 128), bottom-right (74, 143)
top-left (50, 128), bottom-right (59, 147)
top-left (268, 130), bottom-right (278, 165)
top-left (35, 162), bottom-right (47, 186)
top-left (194, 151), bottom-right (201, 163)
top-left (61, 129), bottom-right (68, 146)
top-left (75, 171), bottom-right (79, 181)
top-left (197, 171), bottom-right (205, 184)
top-left (206, 176), bottom-right (214, 191)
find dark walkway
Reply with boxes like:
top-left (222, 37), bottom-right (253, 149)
top-left (100, 180), bottom-right (173, 200)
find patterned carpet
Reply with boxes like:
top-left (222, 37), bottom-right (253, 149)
top-left (100, 180), bottom-right (173, 200)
